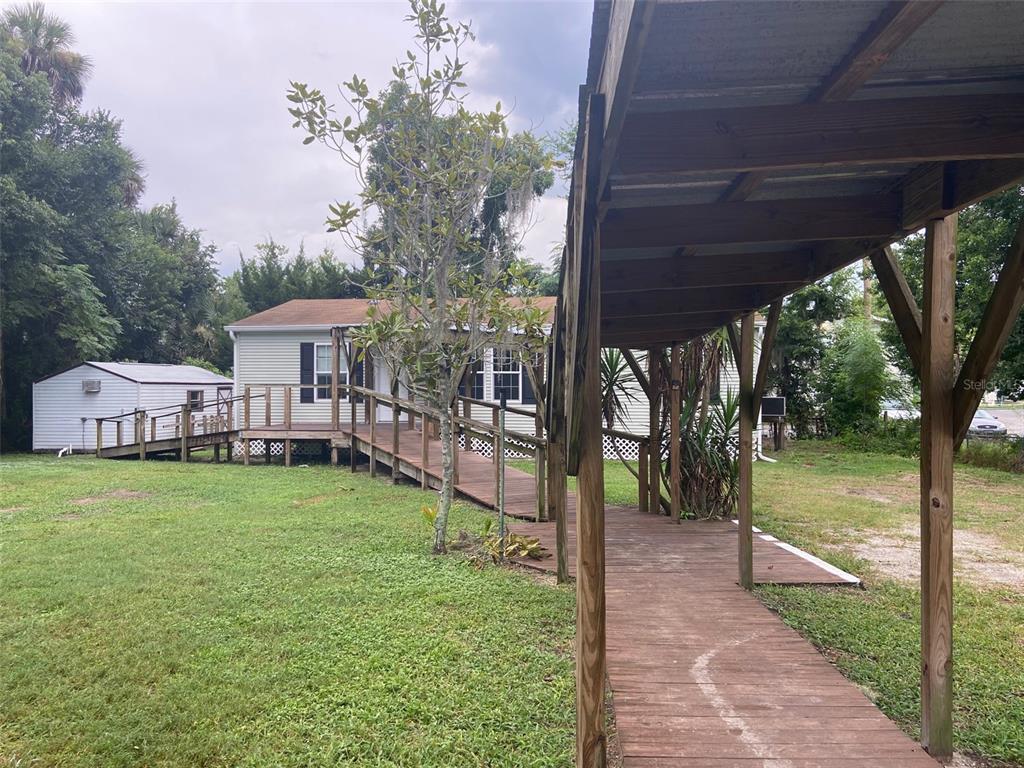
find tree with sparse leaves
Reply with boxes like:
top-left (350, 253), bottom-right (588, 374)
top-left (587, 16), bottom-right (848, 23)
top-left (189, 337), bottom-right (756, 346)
top-left (288, 0), bottom-right (553, 553)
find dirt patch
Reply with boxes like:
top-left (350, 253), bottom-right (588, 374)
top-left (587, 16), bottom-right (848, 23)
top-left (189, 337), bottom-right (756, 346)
top-left (0, 506), bottom-right (27, 514)
top-left (847, 523), bottom-right (1024, 590)
top-left (71, 489), bottom-right (152, 505)
top-left (844, 487), bottom-right (895, 505)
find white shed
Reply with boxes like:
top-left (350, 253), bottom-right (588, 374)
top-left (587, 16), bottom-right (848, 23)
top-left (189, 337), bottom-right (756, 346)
top-left (32, 362), bottom-right (233, 452)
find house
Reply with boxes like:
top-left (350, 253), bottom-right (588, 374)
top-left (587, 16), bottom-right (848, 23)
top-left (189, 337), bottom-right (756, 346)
top-left (33, 362), bottom-right (233, 452)
top-left (226, 298), bottom-right (764, 458)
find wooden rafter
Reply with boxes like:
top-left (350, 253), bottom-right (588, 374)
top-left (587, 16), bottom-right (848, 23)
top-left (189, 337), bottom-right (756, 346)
top-left (601, 249), bottom-right (815, 292)
top-left (953, 216), bottom-right (1024, 447)
top-left (603, 282), bottom-right (805, 321)
top-left (720, 0), bottom-right (942, 203)
top-left (870, 246), bottom-right (923, 375)
top-left (615, 94), bottom-right (1024, 178)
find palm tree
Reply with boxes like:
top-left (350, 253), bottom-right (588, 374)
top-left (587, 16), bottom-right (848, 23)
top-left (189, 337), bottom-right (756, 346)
top-left (2, 2), bottom-right (92, 104)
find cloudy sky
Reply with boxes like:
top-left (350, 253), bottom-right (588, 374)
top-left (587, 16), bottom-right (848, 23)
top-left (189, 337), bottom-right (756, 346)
top-left (48, 0), bottom-right (592, 274)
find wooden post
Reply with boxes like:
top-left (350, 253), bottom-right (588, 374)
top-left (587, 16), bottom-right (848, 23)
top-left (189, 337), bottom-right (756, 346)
top-left (638, 438), bottom-right (649, 511)
top-left (392, 382), bottom-right (400, 485)
top-left (421, 411), bottom-right (430, 489)
top-left (138, 412), bottom-right (146, 461)
top-left (369, 394), bottom-right (377, 477)
top-left (738, 313), bottom-right (755, 590)
top-left (363, 348), bottom-right (373, 425)
top-left (350, 346), bottom-right (359, 471)
top-left (492, 407), bottom-right (500, 499)
top-left (266, 438), bottom-right (272, 464)
top-left (180, 405), bottom-right (190, 463)
top-left (174, 414), bottom-right (180, 438)
top-left (535, 437), bottom-right (547, 525)
top-left (284, 386), bottom-right (292, 429)
top-left (920, 215), bottom-right (956, 759)
top-left (243, 386), bottom-right (251, 429)
top-left (669, 343), bottom-right (681, 522)
top-left (214, 441), bottom-right (221, 463)
top-left (150, 416), bottom-right (157, 441)
top-left (243, 437), bottom-right (250, 466)
top-left (576, 185), bottom-right (605, 768)
top-left (95, 419), bottom-right (103, 455)
top-left (284, 439), bottom-right (292, 467)
top-left (264, 386), bottom-right (271, 427)
top-left (331, 327), bottom-right (341, 430)
top-left (116, 419), bottom-right (123, 447)
top-left (647, 348), bottom-right (661, 513)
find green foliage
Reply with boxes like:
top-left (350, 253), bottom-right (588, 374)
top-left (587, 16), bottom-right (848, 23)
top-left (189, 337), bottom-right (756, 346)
top-left (767, 269), bottom-right (856, 437)
top-left (834, 417), bottom-right (921, 457)
top-left (677, 388), bottom-right (740, 519)
top-left (599, 348), bottom-right (638, 429)
top-left (958, 436), bottom-right (1024, 473)
top-left (0, 455), bottom-right (575, 766)
top-left (819, 317), bottom-right (896, 435)
top-left (481, 532), bottom-right (544, 563)
top-left (1, 1), bottom-right (91, 105)
top-left (287, 0), bottom-right (554, 553)
top-left (876, 187), bottom-right (1024, 399)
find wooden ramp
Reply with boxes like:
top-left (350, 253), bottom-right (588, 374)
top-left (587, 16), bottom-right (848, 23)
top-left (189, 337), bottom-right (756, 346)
top-left (511, 507), bottom-right (938, 767)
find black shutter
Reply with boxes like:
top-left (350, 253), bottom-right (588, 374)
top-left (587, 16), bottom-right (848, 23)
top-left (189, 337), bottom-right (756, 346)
top-left (300, 343), bottom-right (314, 403)
top-left (521, 363), bottom-right (535, 404)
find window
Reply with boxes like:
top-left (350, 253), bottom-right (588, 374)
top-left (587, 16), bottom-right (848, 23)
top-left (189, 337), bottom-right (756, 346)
top-left (314, 343), bottom-right (348, 401)
top-left (472, 362), bottom-right (485, 400)
top-left (491, 348), bottom-right (521, 403)
top-left (188, 390), bottom-right (204, 411)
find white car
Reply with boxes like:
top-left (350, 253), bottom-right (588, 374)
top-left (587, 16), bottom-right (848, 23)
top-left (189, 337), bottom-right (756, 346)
top-left (881, 400), bottom-right (920, 420)
top-left (969, 409), bottom-right (1008, 437)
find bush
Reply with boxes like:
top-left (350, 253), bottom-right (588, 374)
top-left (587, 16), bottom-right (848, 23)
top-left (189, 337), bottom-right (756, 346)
top-left (958, 436), bottom-right (1024, 473)
top-left (835, 417), bottom-right (920, 457)
top-left (819, 318), bottom-right (897, 434)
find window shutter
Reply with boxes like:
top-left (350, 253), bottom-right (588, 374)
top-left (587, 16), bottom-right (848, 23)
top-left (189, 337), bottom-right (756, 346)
top-left (521, 363), bottom-right (536, 405)
top-left (300, 343), bottom-right (314, 403)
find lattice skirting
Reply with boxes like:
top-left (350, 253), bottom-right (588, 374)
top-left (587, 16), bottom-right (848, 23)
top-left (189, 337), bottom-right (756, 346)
top-left (231, 440), bottom-right (323, 458)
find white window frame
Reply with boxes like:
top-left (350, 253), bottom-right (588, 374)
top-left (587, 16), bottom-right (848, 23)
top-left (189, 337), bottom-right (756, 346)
top-left (489, 347), bottom-right (522, 405)
top-left (314, 342), bottom-right (348, 402)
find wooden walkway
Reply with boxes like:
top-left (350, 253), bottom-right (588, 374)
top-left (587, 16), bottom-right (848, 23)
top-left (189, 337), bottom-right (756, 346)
top-left (511, 507), bottom-right (939, 767)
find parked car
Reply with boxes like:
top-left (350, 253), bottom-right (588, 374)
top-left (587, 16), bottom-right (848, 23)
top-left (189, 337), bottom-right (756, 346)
top-left (969, 409), bottom-right (1008, 437)
top-left (881, 399), bottom-right (920, 420)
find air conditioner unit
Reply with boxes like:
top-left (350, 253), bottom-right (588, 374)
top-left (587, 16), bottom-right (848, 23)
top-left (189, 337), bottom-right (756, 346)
top-left (82, 379), bottom-right (102, 393)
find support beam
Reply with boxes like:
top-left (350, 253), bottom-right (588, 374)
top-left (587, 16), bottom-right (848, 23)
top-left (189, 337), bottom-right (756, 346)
top-left (871, 246), bottom-right (923, 375)
top-left (737, 314), bottom-right (755, 590)
top-left (954, 217), bottom-right (1024, 447)
top-left (903, 159), bottom-right (1024, 231)
top-left (669, 343), bottom-right (681, 523)
top-left (603, 282), bottom-right (805, 320)
top-left (602, 195), bottom-right (899, 249)
top-left (576, 192), bottom-right (606, 768)
top-left (920, 215), bottom-right (957, 760)
top-left (547, 299), bottom-right (570, 584)
top-left (602, 249), bottom-right (815, 293)
top-left (752, 301), bottom-right (783, 420)
top-left (615, 94), bottom-right (1024, 178)
top-left (619, 348), bottom-right (650, 399)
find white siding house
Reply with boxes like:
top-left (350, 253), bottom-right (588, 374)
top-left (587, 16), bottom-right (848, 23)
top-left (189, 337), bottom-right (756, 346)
top-left (32, 362), bottom-right (233, 452)
top-left (227, 299), bottom-right (765, 457)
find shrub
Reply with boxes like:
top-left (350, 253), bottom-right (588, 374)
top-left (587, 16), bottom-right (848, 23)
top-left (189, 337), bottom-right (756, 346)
top-left (835, 417), bottom-right (920, 457)
top-left (957, 436), bottom-right (1024, 473)
top-left (819, 318), bottom-right (897, 434)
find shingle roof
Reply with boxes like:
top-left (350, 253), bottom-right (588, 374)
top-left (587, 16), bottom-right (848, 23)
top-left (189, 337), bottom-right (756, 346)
top-left (226, 297), bottom-right (558, 330)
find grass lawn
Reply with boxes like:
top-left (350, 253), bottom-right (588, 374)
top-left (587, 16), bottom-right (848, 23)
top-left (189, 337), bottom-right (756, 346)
top-left (0, 456), bottom-right (575, 767)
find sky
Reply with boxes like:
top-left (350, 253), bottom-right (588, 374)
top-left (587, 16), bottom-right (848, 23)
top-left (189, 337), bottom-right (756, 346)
top-left (45, 0), bottom-right (593, 275)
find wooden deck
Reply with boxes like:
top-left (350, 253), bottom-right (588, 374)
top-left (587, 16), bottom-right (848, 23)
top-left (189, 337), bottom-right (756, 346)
top-left (511, 507), bottom-right (938, 767)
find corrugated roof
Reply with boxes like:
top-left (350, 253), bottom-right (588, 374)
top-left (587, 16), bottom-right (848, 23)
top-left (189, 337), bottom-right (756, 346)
top-left (227, 297), bottom-right (558, 329)
top-left (86, 362), bottom-right (232, 385)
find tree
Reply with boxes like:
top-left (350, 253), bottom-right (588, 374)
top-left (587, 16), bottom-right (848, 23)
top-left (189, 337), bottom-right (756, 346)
top-left (1, 2), bottom-right (91, 105)
top-left (876, 187), bottom-right (1024, 400)
top-left (289, 0), bottom-right (553, 553)
top-left (767, 269), bottom-right (856, 436)
top-left (819, 317), bottom-right (895, 434)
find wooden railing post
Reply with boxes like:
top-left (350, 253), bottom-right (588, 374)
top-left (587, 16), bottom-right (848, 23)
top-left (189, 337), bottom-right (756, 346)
top-left (392, 391), bottom-right (401, 484)
top-left (180, 405), bottom-right (191, 463)
top-left (638, 438), bottom-right (649, 512)
top-left (493, 409), bottom-right (502, 505)
top-left (244, 386), bottom-right (251, 429)
top-left (115, 419), bottom-right (123, 447)
top-left (264, 386), bottom-right (271, 427)
top-left (670, 343), bottom-right (682, 523)
top-left (150, 416), bottom-right (157, 441)
top-left (226, 394), bottom-right (234, 431)
top-left (648, 348), bottom-right (662, 514)
top-left (421, 410), bottom-right (430, 489)
top-left (369, 394), bottom-right (377, 477)
top-left (535, 410), bottom-right (546, 521)
top-left (138, 412), bottom-right (146, 461)
top-left (738, 314), bottom-right (755, 590)
top-left (95, 419), bottom-right (103, 455)
top-left (174, 413), bottom-right (180, 438)
top-left (284, 386), bottom-right (292, 429)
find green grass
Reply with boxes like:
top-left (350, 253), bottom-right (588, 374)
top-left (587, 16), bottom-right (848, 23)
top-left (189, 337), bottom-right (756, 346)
top-left (0, 456), bottom-right (575, 767)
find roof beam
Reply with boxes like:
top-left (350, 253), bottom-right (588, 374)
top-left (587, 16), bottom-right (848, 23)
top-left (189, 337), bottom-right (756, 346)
top-left (903, 159), bottom-right (1024, 231)
top-left (602, 195), bottom-right (900, 249)
top-left (721, 0), bottom-right (943, 202)
top-left (595, 0), bottom-right (656, 199)
top-left (614, 94), bottom-right (1024, 178)
top-left (601, 249), bottom-right (815, 293)
top-left (603, 310), bottom-right (742, 337)
top-left (602, 283), bottom-right (805, 321)
top-left (604, 327), bottom-right (718, 348)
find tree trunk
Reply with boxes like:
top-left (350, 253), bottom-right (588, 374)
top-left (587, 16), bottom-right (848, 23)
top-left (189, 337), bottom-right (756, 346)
top-left (433, 407), bottom-right (455, 554)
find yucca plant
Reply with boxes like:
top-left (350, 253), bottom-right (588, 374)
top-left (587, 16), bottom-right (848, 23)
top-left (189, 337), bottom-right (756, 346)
top-left (600, 348), bottom-right (641, 477)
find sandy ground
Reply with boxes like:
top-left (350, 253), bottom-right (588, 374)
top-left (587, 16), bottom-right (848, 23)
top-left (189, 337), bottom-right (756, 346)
top-left (847, 522), bottom-right (1024, 589)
